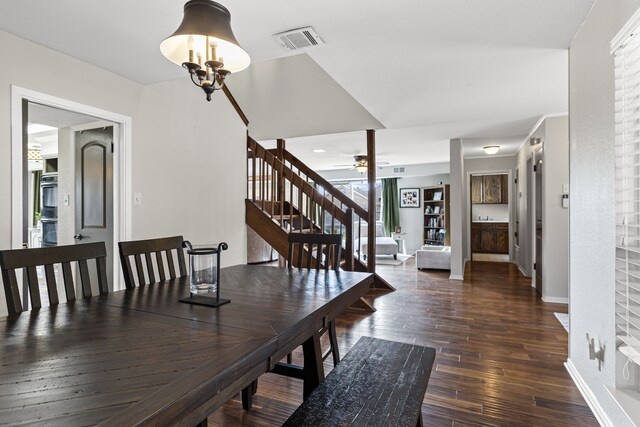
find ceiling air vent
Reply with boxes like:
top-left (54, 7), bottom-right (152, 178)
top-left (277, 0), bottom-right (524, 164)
top-left (393, 167), bottom-right (406, 174)
top-left (273, 27), bottom-right (325, 52)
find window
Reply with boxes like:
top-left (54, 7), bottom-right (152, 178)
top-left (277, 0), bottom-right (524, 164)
top-left (330, 180), bottom-right (382, 222)
top-left (613, 20), bottom-right (640, 384)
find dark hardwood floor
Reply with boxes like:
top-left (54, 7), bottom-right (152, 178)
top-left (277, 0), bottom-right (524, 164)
top-left (208, 259), bottom-right (597, 426)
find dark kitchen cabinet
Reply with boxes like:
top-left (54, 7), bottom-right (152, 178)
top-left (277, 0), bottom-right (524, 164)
top-left (471, 226), bottom-right (481, 252)
top-left (496, 223), bottom-right (509, 253)
top-left (471, 174), bottom-right (508, 204)
top-left (471, 222), bottom-right (509, 254)
top-left (501, 175), bottom-right (509, 204)
top-left (471, 175), bottom-right (483, 204)
top-left (483, 175), bottom-right (502, 204)
top-left (480, 226), bottom-right (496, 252)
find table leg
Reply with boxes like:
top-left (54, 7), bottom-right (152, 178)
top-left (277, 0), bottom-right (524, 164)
top-left (302, 332), bottom-right (324, 400)
top-left (241, 380), bottom-right (258, 410)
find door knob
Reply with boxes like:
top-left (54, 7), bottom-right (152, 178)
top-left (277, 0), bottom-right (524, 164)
top-left (73, 234), bottom-right (89, 240)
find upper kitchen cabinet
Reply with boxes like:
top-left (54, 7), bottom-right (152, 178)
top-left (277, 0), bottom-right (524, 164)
top-left (471, 175), bottom-right (483, 204)
top-left (500, 174), bottom-right (509, 204)
top-left (483, 175), bottom-right (502, 203)
top-left (471, 174), bottom-right (508, 204)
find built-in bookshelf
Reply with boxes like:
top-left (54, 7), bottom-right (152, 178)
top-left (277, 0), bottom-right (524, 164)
top-left (423, 184), bottom-right (450, 246)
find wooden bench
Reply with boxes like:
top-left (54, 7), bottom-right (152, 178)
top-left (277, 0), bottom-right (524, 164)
top-left (283, 336), bottom-right (436, 427)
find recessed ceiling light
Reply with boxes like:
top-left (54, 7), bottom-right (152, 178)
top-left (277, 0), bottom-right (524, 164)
top-left (483, 145), bottom-right (500, 155)
top-left (313, 149), bottom-right (326, 153)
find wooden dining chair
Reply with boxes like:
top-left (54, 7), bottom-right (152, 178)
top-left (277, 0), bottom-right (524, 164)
top-left (287, 232), bottom-right (343, 272)
top-left (244, 232), bottom-right (344, 411)
top-left (118, 236), bottom-right (187, 288)
top-left (0, 242), bottom-right (109, 315)
top-left (286, 232), bottom-right (342, 365)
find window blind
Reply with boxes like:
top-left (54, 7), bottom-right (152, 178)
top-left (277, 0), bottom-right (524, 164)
top-left (614, 27), bottom-right (640, 369)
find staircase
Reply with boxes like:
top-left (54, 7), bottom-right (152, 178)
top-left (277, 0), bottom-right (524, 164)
top-left (245, 136), bottom-right (394, 299)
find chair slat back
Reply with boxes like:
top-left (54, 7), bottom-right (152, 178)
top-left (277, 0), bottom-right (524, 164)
top-left (118, 236), bottom-right (186, 288)
top-left (287, 233), bottom-right (342, 272)
top-left (0, 242), bottom-right (109, 315)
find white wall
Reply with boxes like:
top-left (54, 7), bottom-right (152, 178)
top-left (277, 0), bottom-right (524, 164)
top-left (133, 78), bottom-right (248, 259)
top-left (569, 1), bottom-right (640, 426)
top-left (0, 30), bottom-right (248, 315)
top-left (397, 174), bottom-right (450, 253)
top-left (471, 204), bottom-right (508, 221)
top-left (228, 53), bottom-right (383, 141)
top-left (449, 139), bottom-right (465, 279)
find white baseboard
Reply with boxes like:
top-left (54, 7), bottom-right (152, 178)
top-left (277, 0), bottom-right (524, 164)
top-left (449, 259), bottom-right (467, 281)
top-left (542, 295), bottom-right (569, 304)
top-left (517, 264), bottom-right (528, 277)
top-left (565, 359), bottom-right (614, 427)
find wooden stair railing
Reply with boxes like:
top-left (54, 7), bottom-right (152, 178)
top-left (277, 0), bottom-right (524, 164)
top-left (258, 147), bottom-right (371, 271)
top-left (246, 136), bottom-right (394, 294)
top-left (247, 137), bottom-right (355, 271)
top-left (281, 150), bottom-right (374, 270)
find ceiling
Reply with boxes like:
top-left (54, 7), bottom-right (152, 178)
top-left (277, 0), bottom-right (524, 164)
top-left (28, 103), bottom-right (99, 129)
top-left (0, 0), bottom-right (595, 168)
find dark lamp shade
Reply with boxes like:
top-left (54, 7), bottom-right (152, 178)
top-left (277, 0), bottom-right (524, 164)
top-left (160, 0), bottom-right (250, 73)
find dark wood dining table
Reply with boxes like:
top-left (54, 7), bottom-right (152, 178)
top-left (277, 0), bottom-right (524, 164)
top-left (0, 265), bottom-right (373, 426)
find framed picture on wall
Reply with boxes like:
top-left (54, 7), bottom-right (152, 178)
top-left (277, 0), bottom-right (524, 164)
top-left (399, 188), bottom-right (420, 208)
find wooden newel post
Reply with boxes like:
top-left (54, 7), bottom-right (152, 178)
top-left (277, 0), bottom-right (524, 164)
top-left (366, 129), bottom-right (376, 273)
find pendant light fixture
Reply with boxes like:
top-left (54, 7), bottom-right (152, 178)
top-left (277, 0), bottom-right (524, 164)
top-left (483, 145), bottom-right (500, 155)
top-left (160, 0), bottom-right (250, 101)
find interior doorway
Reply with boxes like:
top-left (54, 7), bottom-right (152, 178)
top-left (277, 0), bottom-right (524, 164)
top-left (469, 172), bottom-right (511, 262)
top-left (534, 148), bottom-right (544, 295)
top-left (11, 86), bottom-right (132, 296)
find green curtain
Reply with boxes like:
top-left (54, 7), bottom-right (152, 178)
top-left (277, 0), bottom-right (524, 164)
top-left (381, 178), bottom-right (399, 236)
top-left (32, 170), bottom-right (42, 226)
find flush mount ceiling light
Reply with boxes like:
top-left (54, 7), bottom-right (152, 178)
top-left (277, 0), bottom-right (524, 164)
top-left (160, 0), bottom-right (250, 101)
top-left (483, 145), bottom-right (500, 155)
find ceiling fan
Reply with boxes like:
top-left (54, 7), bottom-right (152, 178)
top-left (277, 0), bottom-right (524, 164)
top-left (335, 154), bottom-right (389, 174)
top-left (333, 155), bottom-right (390, 173)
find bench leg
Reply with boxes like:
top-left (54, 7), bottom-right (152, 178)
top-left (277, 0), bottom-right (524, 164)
top-left (302, 332), bottom-right (325, 400)
top-left (328, 319), bottom-right (340, 366)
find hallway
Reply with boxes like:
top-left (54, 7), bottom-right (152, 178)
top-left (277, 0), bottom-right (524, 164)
top-left (210, 260), bottom-right (597, 426)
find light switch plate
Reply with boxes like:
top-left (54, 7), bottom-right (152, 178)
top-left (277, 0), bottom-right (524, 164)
top-left (63, 194), bottom-right (69, 207)
top-left (563, 184), bottom-right (569, 193)
top-left (134, 192), bottom-right (143, 206)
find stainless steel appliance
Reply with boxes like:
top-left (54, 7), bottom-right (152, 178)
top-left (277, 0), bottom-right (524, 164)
top-left (40, 173), bottom-right (58, 247)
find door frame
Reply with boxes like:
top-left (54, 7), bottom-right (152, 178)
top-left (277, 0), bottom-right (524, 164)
top-left (465, 169), bottom-right (513, 262)
top-left (10, 85), bottom-right (132, 291)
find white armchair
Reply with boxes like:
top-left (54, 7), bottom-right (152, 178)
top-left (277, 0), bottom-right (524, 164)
top-left (416, 245), bottom-right (451, 270)
top-left (355, 221), bottom-right (399, 260)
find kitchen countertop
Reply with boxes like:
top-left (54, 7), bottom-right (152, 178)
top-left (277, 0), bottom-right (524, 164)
top-left (472, 220), bottom-right (509, 223)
